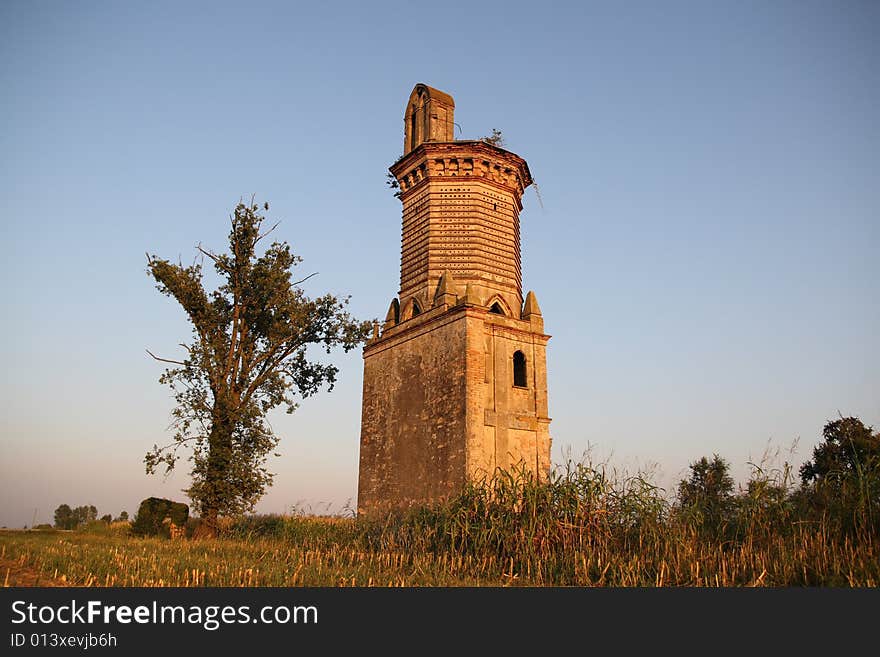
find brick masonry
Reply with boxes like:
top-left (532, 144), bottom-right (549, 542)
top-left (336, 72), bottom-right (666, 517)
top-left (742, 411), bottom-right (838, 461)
top-left (357, 84), bottom-right (551, 514)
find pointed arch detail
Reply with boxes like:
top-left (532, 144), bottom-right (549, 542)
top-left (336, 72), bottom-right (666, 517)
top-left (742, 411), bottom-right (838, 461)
top-left (400, 295), bottom-right (426, 322)
top-left (485, 295), bottom-right (513, 317)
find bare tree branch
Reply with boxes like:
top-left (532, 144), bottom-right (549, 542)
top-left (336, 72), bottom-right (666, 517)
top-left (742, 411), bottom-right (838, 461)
top-left (196, 245), bottom-right (221, 264)
top-left (146, 349), bottom-right (187, 366)
top-left (292, 272), bottom-right (319, 286)
top-left (150, 435), bottom-right (202, 452)
top-left (255, 221), bottom-right (280, 244)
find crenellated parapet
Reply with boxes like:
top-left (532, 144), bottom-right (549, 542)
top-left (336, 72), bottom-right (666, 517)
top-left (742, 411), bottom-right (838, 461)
top-left (391, 141), bottom-right (533, 203)
top-left (376, 267), bottom-right (545, 340)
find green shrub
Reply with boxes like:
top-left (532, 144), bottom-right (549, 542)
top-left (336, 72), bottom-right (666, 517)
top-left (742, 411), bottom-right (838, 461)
top-left (131, 497), bottom-right (189, 537)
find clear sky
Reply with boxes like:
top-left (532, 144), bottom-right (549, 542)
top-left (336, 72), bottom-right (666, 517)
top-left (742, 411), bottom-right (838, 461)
top-left (2, 1), bottom-right (877, 527)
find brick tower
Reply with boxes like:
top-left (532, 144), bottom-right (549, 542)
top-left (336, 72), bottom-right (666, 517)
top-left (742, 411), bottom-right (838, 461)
top-left (357, 83), bottom-right (551, 514)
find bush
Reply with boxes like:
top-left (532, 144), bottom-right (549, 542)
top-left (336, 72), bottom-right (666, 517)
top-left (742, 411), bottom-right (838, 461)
top-left (131, 497), bottom-right (189, 537)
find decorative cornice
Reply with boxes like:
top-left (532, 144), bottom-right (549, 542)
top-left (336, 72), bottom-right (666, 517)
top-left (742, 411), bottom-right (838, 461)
top-left (365, 302), bottom-right (549, 357)
top-left (390, 141), bottom-right (533, 200)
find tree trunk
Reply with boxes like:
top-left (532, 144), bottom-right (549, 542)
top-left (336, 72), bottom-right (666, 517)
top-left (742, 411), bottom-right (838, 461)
top-left (194, 509), bottom-right (219, 539)
top-left (196, 405), bottom-right (234, 539)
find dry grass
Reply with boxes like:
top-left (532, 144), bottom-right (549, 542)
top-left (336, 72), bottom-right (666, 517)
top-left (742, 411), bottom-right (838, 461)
top-left (2, 461), bottom-right (876, 587)
top-left (0, 531), bottom-right (500, 587)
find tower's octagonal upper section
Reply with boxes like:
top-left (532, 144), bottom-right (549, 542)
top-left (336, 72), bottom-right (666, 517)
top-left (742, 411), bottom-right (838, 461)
top-left (390, 84), bottom-right (534, 320)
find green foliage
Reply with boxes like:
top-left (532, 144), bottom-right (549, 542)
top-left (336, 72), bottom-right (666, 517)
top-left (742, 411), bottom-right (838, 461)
top-left (730, 455), bottom-right (798, 544)
top-left (800, 416), bottom-right (879, 486)
top-left (480, 128), bottom-right (505, 147)
top-left (358, 460), bottom-right (670, 584)
top-left (798, 416), bottom-right (880, 535)
top-left (115, 511), bottom-right (129, 522)
top-left (145, 200), bottom-right (372, 531)
top-left (351, 448), bottom-right (877, 585)
top-left (676, 455), bottom-right (735, 535)
top-left (53, 504), bottom-right (98, 530)
top-left (53, 504), bottom-right (74, 530)
top-left (385, 172), bottom-right (402, 198)
top-left (131, 497), bottom-right (189, 537)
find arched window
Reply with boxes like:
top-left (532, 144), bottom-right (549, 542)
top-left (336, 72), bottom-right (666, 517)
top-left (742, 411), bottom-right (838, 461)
top-left (411, 299), bottom-right (422, 317)
top-left (489, 302), bottom-right (505, 315)
top-left (410, 107), bottom-right (417, 152)
top-left (513, 350), bottom-right (527, 387)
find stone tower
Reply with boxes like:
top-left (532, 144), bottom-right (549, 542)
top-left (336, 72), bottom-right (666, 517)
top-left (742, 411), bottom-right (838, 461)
top-left (357, 83), bottom-right (551, 514)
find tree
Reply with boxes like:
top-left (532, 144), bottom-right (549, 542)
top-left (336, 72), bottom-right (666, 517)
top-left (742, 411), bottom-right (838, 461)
top-left (71, 505), bottom-right (97, 527)
top-left (54, 504), bottom-right (74, 530)
top-left (53, 504), bottom-right (97, 529)
top-left (677, 455), bottom-right (735, 532)
top-left (799, 416), bottom-right (879, 533)
top-left (145, 200), bottom-right (371, 536)
top-left (800, 416), bottom-right (879, 486)
top-left (115, 510), bottom-right (129, 522)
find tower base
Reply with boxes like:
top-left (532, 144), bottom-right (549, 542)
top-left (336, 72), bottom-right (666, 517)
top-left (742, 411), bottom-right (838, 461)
top-left (357, 299), bottom-right (550, 515)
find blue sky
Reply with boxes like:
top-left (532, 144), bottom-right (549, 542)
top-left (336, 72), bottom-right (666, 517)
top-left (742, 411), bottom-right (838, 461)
top-left (2, 1), bottom-right (877, 527)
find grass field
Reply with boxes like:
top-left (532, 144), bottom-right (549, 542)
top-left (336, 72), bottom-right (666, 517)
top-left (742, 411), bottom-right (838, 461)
top-left (1, 520), bottom-right (876, 587)
top-left (2, 461), bottom-right (877, 587)
top-left (1, 528), bottom-right (496, 587)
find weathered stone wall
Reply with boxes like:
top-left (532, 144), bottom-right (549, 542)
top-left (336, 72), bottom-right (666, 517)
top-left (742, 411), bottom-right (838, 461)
top-left (468, 312), bottom-right (551, 481)
top-left (357, 308), bottom-right (470, 514)
top-left (358, 299), bottom-right (551, 514)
